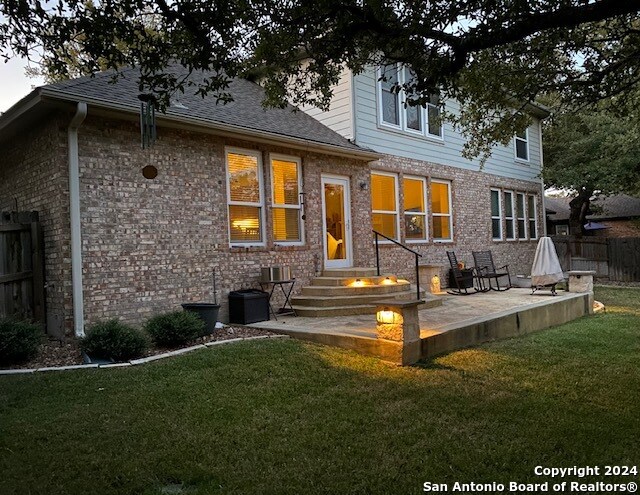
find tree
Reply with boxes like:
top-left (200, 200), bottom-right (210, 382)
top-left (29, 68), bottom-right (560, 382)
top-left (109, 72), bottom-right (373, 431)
top-left (543, 89), bottom-right (640, 236)
top-left (2, 1), bottom-right (640, 160)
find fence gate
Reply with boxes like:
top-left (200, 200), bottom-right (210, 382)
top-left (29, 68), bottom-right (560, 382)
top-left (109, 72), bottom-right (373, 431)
top-left (0, 211), bottom-right (45, 325)
top-left (608, 238), bottom-right (640, 282)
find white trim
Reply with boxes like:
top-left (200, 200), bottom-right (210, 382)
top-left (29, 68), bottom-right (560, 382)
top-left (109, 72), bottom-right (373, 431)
top-left (269, 153), bottom-right (304, 246)
top-left (431, 178), bottom-right (453, 242)
top-left (516, 192), bottom-right (528, 240)
top-left (514, 128), bottom-right (530, 162)
top-left (321, 175), bottom-right (353, 269)
top-left (403, 175), bottom-right (429, 243)
top-left (503, 190), bottom-right (516, 241)
top-left (371, 170), bottom-right (400, 242)
top-left (490, 188), bottom-right (503, 241)
top-left (225, 147), bottom-right (266, 247)
top-left (68, 102), bottom-right (88, 338)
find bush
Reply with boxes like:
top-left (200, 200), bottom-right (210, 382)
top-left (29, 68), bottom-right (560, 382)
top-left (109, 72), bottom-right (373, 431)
top-left (145, 311), bottom-right (205, 347)
top-left (81, 319), bottom-right (148, 362)
top-left (0, 318), bottom-right (42, 365)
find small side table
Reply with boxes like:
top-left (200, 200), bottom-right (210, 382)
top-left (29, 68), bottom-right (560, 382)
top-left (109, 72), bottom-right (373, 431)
top-left (258, 279), bottom-right (297, 320)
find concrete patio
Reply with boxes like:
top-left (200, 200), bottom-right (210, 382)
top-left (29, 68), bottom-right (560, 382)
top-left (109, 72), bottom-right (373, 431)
top-left (249, 288), bottom-right (594, 364)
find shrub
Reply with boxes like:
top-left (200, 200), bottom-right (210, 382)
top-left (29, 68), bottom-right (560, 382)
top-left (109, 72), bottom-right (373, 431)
top-left (81, 319), bottom-right (148, 362)
top-left (145, 311), bottom-right (205, 347)
top-left (0, 318), bottom-right (42, 365)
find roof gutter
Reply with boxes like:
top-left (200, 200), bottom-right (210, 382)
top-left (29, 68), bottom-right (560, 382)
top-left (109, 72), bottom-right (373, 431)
top-left (39, 88), bottom-right (381, 161)
top-left (68, 102), bottom-right (88, 337)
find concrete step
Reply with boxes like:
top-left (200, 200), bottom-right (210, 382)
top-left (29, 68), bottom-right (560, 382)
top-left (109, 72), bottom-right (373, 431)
top-left (301, 280), bottom-right (411, 296)
top-left (311, 275), bottom-right (399, 287)
top-left (292, 294), bottom-right (443, 317)
top-left (292, 287), bottom-right (432, 308)
top-left (322, 267), bottom-right (378, 278)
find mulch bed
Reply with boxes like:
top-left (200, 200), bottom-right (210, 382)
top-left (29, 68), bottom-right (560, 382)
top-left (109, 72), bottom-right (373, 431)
top-left (2, 325), bottom-right (279, 370)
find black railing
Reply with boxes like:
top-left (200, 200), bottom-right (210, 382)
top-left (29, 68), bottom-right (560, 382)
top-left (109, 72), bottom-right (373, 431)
top-left (373, 230), bottom-right (423, 300)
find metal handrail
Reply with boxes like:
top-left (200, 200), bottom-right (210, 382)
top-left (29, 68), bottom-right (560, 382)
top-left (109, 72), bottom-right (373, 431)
top-left (373, 230), bottom-right (423, 300)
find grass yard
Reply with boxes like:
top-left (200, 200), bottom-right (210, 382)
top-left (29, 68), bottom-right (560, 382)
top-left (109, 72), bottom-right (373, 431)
top-left (1, 287), bottom-right (639, 495)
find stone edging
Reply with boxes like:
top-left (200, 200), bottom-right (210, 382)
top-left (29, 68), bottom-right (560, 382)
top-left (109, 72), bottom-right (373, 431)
top-left (0, 334), bottom-right (290, 376)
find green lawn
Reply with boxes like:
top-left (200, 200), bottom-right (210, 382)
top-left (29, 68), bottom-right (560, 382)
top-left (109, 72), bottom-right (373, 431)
top-left (1, 287), bottom-right (639, 495)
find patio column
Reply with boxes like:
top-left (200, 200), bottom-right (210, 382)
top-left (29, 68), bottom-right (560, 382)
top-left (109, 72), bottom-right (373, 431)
top-left (567, 270), bottom-right (596, 314)
top-left (375, 299), bottom-right (422, 365)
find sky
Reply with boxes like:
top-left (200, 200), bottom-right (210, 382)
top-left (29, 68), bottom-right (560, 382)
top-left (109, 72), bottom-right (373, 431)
top-left (0, 56), bottom-right (45, 113)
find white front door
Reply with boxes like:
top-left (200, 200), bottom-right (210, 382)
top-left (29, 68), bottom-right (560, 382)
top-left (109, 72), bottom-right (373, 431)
top-left (321, 175), bottom-right (353, 269)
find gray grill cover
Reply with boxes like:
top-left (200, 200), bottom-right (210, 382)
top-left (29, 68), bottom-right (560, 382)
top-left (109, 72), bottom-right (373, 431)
top-left (531, 237), bottom-right (565, 286)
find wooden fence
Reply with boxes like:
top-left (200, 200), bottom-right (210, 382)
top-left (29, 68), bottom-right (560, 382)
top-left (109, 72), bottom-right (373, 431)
top-left (0, 211), bottom-right (45, 324)
top-left (552, 235), bottom-right (640, 282)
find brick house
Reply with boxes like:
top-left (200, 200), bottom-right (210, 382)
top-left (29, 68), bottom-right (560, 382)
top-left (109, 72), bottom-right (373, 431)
top-left (0, 66), bottom-right (548, 338)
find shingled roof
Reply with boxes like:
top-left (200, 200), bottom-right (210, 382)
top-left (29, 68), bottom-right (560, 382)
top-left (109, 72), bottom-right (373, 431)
top-left (545, 194), bottom-right (640, 221)
top-left (2, 66), bottom-right (377, 159)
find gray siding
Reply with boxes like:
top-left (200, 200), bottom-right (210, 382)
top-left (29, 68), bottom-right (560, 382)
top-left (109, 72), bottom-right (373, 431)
top-left (301, 67), bottom-right (354, 140)
top-left (353, 69), bottom-right (542, 183)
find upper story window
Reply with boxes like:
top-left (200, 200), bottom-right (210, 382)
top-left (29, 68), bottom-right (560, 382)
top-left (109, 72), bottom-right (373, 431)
top-left (515, 128), bottom-right (529, 161)
top-left (379, 64), bottom-right (401, 127)
top-left (371, 171), bottom-right (399, 240)
top-left (431, 179), bottom-right (452, 241)
top-left (271, 155), bottom-right (303, 244)
top-left (377, 64), bottom-right (443, 139)
top-left (403, 176), bottom-right (428, 242)
top-left (226, 148), bottom-right (265, 246)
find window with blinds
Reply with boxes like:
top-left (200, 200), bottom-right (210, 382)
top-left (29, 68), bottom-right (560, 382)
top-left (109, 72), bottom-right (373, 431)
top-left (504, 191), bottom-right (515, 240)
top-left (227, 149), bottom-right (264, 244)
top-left (403, 176), bottom-right (427, 241)
top-left (491, 189), bottom-right (502, 240)
top-left (431, 180), bottom-right (452, 241)
top-left (371, 172), bottom-right (399, 239)
top-left (528, 195), bottom-right (538, 239)
top-left (271, 156), bottom-right (302, 243)
top-left (516, 193), bottom-right (527, 239)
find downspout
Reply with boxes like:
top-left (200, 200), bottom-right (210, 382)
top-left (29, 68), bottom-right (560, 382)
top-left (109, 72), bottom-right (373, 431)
top-left (68, 102), bottom-right (88, 337)
top-left (538, 119), bottom-right (548, 237)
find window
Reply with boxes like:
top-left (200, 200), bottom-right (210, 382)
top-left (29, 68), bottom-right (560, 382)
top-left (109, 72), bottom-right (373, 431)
top-left (431, 180), bottom-right (452, 241)
top-left (371, 172), bottom-right (399, 240)
top-left (426, 93), bottom-right (442, 138)
top-left (515, 129), bottom-right (529, 161)
top-left (555, 224), bottom-right (569, 236)
top-left (491, 189), bottom-right (502, 240)
top-left (378, 64), bottom-right (443, 138)
top-left (528, 195), bottom-right (538, 239)
top-left (403, 176), bottom-right (428, 241)
top-left (516, 193), bottom-right (527, 239)
top-left (271, 155), bottom-right (303, 243)
top-left (379, 65), bottom-right (401, 127)
top-left (504, 191), bottom-right (515, 240)
top-left (226, 149), bottom-right (264, 245)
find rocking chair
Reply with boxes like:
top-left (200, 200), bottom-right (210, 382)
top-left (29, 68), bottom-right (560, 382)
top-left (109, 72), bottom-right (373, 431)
top-left (446, 251), bottom-right (484, 295)
top-left (472, 250), bottom-right (511, 291)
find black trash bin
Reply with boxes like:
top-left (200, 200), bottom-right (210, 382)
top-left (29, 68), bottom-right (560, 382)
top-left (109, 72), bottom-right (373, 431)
top-left (229, 289), bottom-right (270, 324)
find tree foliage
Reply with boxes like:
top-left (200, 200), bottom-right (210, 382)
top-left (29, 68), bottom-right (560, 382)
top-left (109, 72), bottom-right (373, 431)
top-left (2, 1), bottom-right (640, 159)
top-left (543, 88), bottom-right (640, 235)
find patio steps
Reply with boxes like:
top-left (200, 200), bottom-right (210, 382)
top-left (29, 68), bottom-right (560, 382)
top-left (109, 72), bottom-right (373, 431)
top-left (291, 268), bottom-right (442, 317)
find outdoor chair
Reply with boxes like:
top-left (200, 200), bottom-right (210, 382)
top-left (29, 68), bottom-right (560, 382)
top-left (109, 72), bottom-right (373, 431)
top-left (446, 251), bottom-right (485, 295)
top-left (472, 250), bottom-right (511, 291)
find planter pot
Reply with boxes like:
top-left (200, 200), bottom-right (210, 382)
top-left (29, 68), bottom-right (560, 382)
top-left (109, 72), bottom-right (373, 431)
top-left (181, 303), bottom-right (220, 334)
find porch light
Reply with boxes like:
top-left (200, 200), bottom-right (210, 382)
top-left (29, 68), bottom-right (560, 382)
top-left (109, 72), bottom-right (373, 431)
top-left (380, 276), bottom-right (396, 286)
